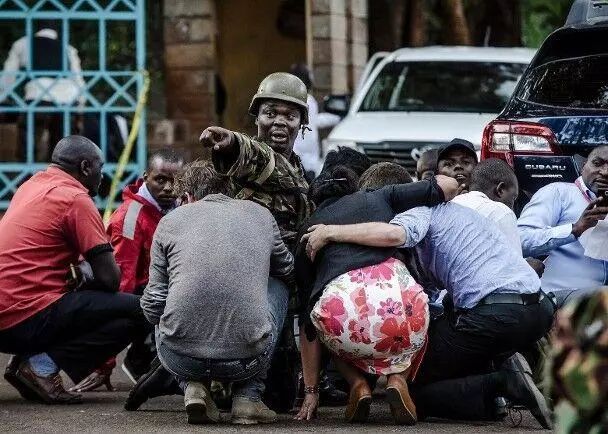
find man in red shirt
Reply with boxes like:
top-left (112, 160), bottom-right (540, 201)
top-left (0, 135), bottom-right (149, 404)
top-left (73, 149), bottom-right (184, 392)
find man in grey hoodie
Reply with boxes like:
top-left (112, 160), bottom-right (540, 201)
top-left (140, 161), bottom-right (294, 425)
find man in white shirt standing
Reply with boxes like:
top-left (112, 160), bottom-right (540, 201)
top-left (1, 20), bottom-right (85, 161)
top-left (289, 63), bottom-right (340, 179)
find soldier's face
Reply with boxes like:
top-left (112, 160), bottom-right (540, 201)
top-left (256, 100), bottom-right (302, 157)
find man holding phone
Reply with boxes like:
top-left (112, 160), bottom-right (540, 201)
top-left (518, 145), bottom-right (608, 307)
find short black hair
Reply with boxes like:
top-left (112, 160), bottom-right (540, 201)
top-left (359, 162), bottom-right (412, 190)
top-left (321, 147), bottom-right (372, 178)
top-left (416, 149), bottom-right (438, 178)
top-left (51, 135), bottom-right (102, 171)
top-left (588, 145), bottom-right (608, 160)
top-left (308, 165), bottom-right (358, 206)
top-left (147, 147), bottom-right (184, 170)
top-left (470, 158), bottom-right (517, 193)
top-left (289, 63), bottom-right (312, 91)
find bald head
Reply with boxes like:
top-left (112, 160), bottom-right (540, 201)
top-left (51, 135), bottom-right (102, 168)
top-left (51, 135), bottom-right (104, 196)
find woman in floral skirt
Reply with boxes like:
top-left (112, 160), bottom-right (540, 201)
top-left (294, 161), bottom-right (459, 424)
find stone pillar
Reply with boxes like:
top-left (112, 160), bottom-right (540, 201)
top-left (163, 0), bottom-right (217, 157)
top-left (347, 0), bottom-right (368, 90)
top-left (310, 0), bottom-right (349, 98)
top-left (309, 0), bottom-right (368, 99)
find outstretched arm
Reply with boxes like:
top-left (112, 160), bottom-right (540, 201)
top-left (301, 222), bottom-right (406, 261)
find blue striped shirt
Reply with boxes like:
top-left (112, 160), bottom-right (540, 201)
top-left (391, 202), bottom-right (540, 309)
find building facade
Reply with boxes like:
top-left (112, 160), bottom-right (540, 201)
top-left (160, 0), bottom-right (369, 157)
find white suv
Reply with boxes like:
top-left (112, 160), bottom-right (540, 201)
top-left (324, 46), bottom-right (536, 173)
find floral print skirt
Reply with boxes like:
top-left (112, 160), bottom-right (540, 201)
top-left (311, 257), bottom-right (429, 376)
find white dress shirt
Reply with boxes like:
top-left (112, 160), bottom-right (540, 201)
top-left (452, 190), bottom-right (522, 254)
top-left (1, 29), bottom-right (85, 107)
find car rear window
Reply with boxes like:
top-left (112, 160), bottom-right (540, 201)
top-left (517, 55), bottom-right (608, 110)
top-left (359, 61), bottom-right (527, 113)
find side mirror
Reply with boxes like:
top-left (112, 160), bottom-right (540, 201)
top-left (323, 94), bottom-right (351, 117)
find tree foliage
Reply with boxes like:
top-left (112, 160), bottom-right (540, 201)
top-left (521, 0), bottom-right (572, 47)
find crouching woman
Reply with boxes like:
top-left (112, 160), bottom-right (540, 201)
top-left (294, 164), bottom-right (459, 424)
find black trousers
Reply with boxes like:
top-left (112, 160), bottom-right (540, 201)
top-left (412, 296), bottom-right (555, 420)
top-left (0, 290), bottom-right (151, 383)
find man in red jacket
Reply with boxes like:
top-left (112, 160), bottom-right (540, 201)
top-left (109, 148), bottom-right (184, 295)
top-left (72, 148), bottom-right (184, 392)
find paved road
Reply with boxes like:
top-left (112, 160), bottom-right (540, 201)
top-left (0, 353), bottom-right (544, 433)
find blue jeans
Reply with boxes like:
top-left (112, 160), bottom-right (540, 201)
top-left (157, 276), bottom-right (289, 401)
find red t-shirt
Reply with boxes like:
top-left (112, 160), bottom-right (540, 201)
top-left (0, 167), bottom-right (111, 330)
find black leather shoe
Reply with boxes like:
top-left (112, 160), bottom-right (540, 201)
top-left (319, 373), bottom-right (348, 407)
top-left (295, 371), bottom-right (348, 409)
top-left (500, 353), bottom-right (552, 430)
top-left (4, 356), bottom-right (43, 402)
top-left (124, 356), bottom-right (183, 411)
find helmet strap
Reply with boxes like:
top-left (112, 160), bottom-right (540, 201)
top-left (300, 125), bottom-right (312, 138)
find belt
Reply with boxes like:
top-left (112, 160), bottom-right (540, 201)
top-left (477, 291), bottom-right (543, 307)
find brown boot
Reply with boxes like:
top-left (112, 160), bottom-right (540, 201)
top-left (4, 356), bottom-right (43, 402)
top-left (386, 374), bottom-right (417, 425)
top-left (345, 381), bottom-right (372, 423)
top-left (16, 362), bottom-right (82, 405)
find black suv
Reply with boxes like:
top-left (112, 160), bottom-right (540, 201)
top-left (481, 0), bottom-right (608, 206)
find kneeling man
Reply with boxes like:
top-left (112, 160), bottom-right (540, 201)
top-left (0, 136), bottom-right (149, 404)
top-left (140, 161), bottom-right (293, 425)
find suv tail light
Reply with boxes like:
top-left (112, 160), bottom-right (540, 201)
top-left (481, 121), bottom-right (557, 164)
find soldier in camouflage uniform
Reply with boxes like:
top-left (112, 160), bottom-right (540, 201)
top-left (550, 288), bottom-right (608, 434)
top-left (124, 73), bottom-right (314, 414)
top-left (199, 72), bottom-right (316, 413)
top-left (200, 72), bottom-right (313, 252)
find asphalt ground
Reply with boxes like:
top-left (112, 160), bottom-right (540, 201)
top-left (0, 353), bottom-right (546, 433)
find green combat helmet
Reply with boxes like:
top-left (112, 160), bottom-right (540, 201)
top-left (248, 72), bottom-right (309, 125)
top-left (550, 288), bottom-right (608, 433)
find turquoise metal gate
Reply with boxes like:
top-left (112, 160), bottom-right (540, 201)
top-left (0, 0), bottom-right (146, 210)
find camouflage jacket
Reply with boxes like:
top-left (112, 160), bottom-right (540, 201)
top-left (551, 288), bottom-right (608, 433)
top-left (213, 132), bottom-right (313, 252)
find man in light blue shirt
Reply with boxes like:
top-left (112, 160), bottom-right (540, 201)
top-left (303, 200), bottom-right (554, 428)
top-left (391, 203), bottom-right (540, 309)
top-left (518, 146), bottom-right (608, 307)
